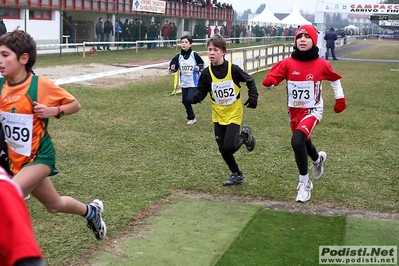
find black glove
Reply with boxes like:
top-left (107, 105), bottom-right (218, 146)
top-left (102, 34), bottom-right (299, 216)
top-left (192, 94), bottom-right (201, 104)
top-left (244, 98), bottom-right (257, 109)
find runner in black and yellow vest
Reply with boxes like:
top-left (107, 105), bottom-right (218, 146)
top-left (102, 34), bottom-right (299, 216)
top-left (191, 35), bottom-right (259, 186)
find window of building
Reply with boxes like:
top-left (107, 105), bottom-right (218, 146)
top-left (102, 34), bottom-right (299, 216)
top-left (0, 9), bottom-right (21, 19)
top-left (184, 21), bottom-right (189, 31)
top-left (85, 1), bottom-right (92, 9)
top-left (29, 10), bottom-right (52, 20)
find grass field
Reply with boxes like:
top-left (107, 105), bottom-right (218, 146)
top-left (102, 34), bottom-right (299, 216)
top-left (84, 195), bottom-right (398, 266)
top-left (27, 39), bottom-right (399, 265)
top-left (217, 209), bottom-right (399, 266)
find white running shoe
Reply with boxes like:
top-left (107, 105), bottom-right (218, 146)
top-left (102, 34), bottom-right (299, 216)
top-left (311, 151), bottom-right (327, 180)
top-left (24, 194), bottom-right (31, 201)
top-left (296, 180), bottom-right (313, 202)
top-left (87, 199), bottom-right (107, 241)
top-left (187, 119), bottom-right (196, 125)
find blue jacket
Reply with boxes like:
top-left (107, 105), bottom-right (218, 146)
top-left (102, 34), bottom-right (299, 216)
top-left (115, 22), bottom-right (122, 34)
top-left (324, 29), bottom-right (337, 48)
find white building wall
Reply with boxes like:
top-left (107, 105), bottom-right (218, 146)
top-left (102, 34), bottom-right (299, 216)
top-left (4, 9), bottom-right (61, 45)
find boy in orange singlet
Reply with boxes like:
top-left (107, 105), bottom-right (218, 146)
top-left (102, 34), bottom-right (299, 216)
top-left (0, 30), bottom-right (106, 241)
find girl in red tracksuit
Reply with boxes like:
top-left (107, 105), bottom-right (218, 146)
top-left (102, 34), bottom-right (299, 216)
top-left (262, 25), bottom-right (346, 203)
top-left (0, 167), bottom-right (44, 266)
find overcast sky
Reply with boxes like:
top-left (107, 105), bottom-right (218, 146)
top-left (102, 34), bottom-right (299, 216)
top-left (229, 0), bottom-right (381, 14)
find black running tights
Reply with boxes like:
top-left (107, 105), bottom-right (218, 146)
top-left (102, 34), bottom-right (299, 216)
top-left (291, 129), bottom-right (319, 175)
top-left (214, 123), bottom-right (245, 173)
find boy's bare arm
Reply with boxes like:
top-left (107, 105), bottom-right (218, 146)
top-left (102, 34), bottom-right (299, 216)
top-left (33, 99), bottom-right (81, 119)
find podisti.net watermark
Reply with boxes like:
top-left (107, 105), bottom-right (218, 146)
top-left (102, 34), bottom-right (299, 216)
top-left (319, 246), bottom-right (397, 265)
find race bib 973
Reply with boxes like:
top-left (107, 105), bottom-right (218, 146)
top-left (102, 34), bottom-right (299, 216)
top-left (287, 81), bottom-right (316, 108)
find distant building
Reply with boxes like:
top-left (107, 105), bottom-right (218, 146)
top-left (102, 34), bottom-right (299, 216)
top-left (0, 1), bottom-right (234, 46)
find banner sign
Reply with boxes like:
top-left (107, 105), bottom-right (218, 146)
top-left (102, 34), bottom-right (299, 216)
top-left (316, 3), bottom-right (399, 14)
top-left (379, 20), bottom-right (399, 26)
top-left (370, 15), bottom-right (389, 20)
top-left (132, 0), bottom-right (166, 14)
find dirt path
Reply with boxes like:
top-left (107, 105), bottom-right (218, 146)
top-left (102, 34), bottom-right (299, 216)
top-left (34, 62), bottom-right (169, 88)
top-left (176, 190), bottom-right (399, 221)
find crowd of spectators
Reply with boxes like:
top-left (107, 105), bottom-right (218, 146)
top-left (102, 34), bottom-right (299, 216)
top-left (115, 18), bottom-right (179, 49)
top-left (192, 23), bottom-right (299, 43)
top-left (113, 18), bottom-right (370, 50)
top-left (249, 25), bottom-right (298, 41)
top-left (115, 18), bottom-right (354, 49)
top-left (166, 0), bottom-right (233, 9)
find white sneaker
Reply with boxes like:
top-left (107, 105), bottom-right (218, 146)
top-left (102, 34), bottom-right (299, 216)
top-left (296, 180), bottom-right (313, 202)
top-left (311, 151), bottom-right (327, 180)
top-left (187, 119), bottom-right (196, 125)
top-left (24, 194), bottom-right (31, 201)
top-left (87, 199), bottom-right (107, 241)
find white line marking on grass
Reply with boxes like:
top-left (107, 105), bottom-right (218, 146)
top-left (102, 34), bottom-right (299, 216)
top-left (53, 62), bottom-right (169, 85)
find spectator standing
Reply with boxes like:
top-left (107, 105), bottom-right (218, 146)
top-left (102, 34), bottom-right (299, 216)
top-left (132, 20), bottom-right (139, 46)
top-left (121, 19), bottom-right (129, 47)
top-left (67, 16), bottom-right (76, 47)
top-left (170, 22), bottom-right (178, 47)
top-left (95, 17), bottom-right (104, 50)
top-left (240, 25), bottom-right (247, 42)
top-left (161, 21), bottom-right (170, 47)
top-left (207, 24), bottom-right (212, 38)
top-left (219, 25), bottom-right (225, 37)
top-left (167, 22), bottom-right (174, 47)
top-left (193, 24), bottom-right (199, 39)
top-left (324, 27), bottom-right (338, 60)
top-left (234, 25), bottom-right (241, 44)
top-left (146, 21), bottom-right (157, 50)
top-left (340, 30), bottom-right (347, 45)
top-left (115, 20), bottom-right (122, 46)
top-left (154, 22), bottom-right (160, 49)
top-left (0, 17), bottom-right (7, 37)
top-left (139, 20), bottom-right (147, 47)
top-left (103, 17), bottom-right (114, 50)
top-left (214, 26), bottom-right (220, 36)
